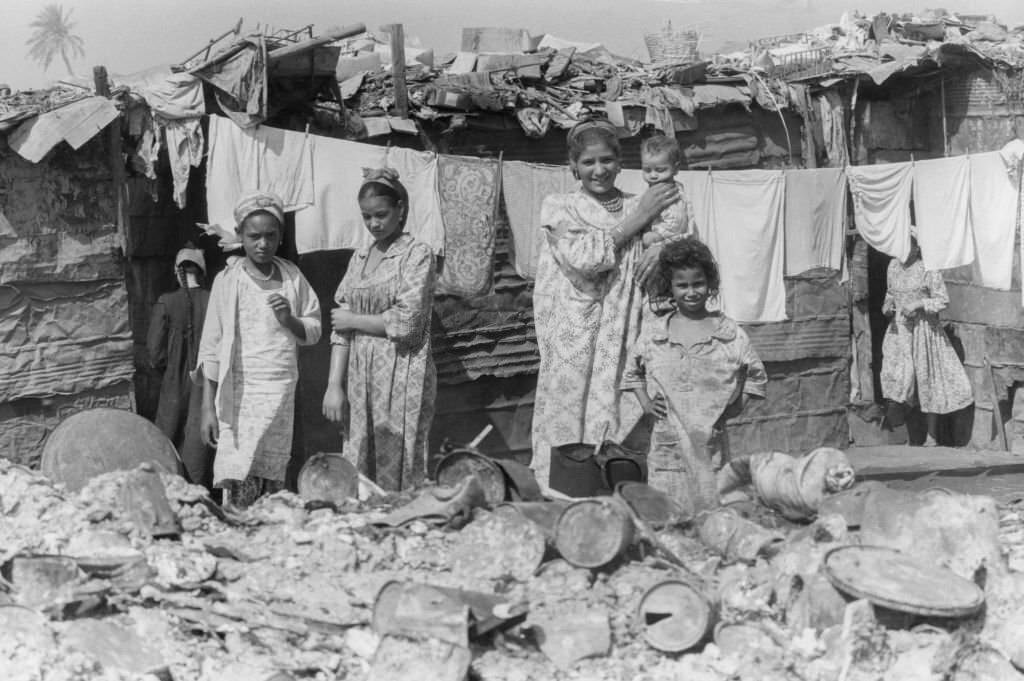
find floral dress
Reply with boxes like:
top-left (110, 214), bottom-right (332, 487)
top-left (621, 312), bottom-right (766, 512)
top-left (532, 190), bottom-right (650, 486)
top-left (333, 233), bottom-right (436, 491)
top-left (880, 258), bottom-right (973, 414)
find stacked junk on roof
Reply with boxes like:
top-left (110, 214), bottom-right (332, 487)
top-left (2, 9), bottom-right (1024, 681)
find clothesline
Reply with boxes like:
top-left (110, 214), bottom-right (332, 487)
top-left (200, 115), bottom-right (1024, 321)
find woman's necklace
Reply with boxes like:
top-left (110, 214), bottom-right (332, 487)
top-left (246, 261), bottom-right (276, 281)
top-left (596, 190), bottom-right (623, 213)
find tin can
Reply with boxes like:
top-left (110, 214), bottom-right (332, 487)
top-left (554, 497), bottom-right (634, 569)
top-left (636, 579), bottom-right (713, 653)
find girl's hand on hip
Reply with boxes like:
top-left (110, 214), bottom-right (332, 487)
top-left (322, 385), bottom-right (348, 423)
top-left (267, 293), bottom-right (293, 324)
top-left (643, 393), bottom-right (669, 420)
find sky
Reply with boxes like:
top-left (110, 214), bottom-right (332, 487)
top-left (2, 0), bottom-right (1023, 90)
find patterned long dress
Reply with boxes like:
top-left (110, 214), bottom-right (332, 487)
top-left (333, 233), bottom-right (436, 491)
top-left (880, 257), bottom-right (973, 414)
top-left (531, 190), bottom-right (649, 486)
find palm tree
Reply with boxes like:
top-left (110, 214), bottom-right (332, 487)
top-left (26, 5), bottom-right (86, 76)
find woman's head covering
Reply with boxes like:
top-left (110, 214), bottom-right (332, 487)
top-left (566, 118), bottom-right (619, 149)
top-left (175, 246), bottom-right (206, 275)
top-left (233, 191), bottom-right (285, 228)
top-left (359, 167), bottom-right (409, 226)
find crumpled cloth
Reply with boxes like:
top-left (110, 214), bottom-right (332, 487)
top-left (374, 476), bottom-right (487, 528)
top-left (718, 447), bottom-right (856, 521)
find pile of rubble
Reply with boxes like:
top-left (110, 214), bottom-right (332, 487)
top-left (1, 450), bottom-right (1024, 681)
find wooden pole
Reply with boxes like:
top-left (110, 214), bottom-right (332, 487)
top-left (383, 23), bottom-right (409, 118)
top-left (986, 356), bottom-right (1010, 451)
top-left (92, 66), bottom-right (128, 254)
top-left (267, 23), bottom-right (366, 62)
top-left (940, 76), bottom-right (949, 157)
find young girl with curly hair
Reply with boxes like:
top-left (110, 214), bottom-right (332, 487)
top-left (621, 238), bottom-right (767, 512)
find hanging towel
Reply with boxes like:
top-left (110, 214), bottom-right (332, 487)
top-left (784, 168), bottom-right (847, 275)
top-left (502, 161), bottom-right (575, 279)
top-left (703, 171), bottom-right (787, 323)
top-left (912, 156), bottom-right (975, 271)
top-left (205, 116), bottom-right (314, 231)
top-left (846, 162), bottom-right (913, 262)
top-left (294, 137), bottom-right (445, 255)
top-left (436, 155), bottom-right (499, 297)
top-left (968, 152), bottom-right (1016, 290)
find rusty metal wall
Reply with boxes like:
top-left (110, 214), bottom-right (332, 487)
top-left (0, 138), bottom-right (135, 467)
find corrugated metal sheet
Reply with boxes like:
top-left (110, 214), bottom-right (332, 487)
top-left (433, 107), bottom-right (802, 170)
top-left (0, 280), bottom-right (134, 401)
top-left (945, 68), bottom-right (1024, 115)
top-left (0, 140), bottom-right (135, 467)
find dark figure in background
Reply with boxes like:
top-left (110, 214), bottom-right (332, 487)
top-left (147, 245), bottom-right (213, 487)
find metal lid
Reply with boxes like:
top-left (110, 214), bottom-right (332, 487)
top-left (637, 580), bottom-right (711, 653)
top-left (823, 545), bottom-right (985, 617)
top-left (297, 453), bottom-right (358, 505)
top-left (555, 498), bottom-right (633, 569)
top-left (40, 408), bottom-right (179, 492)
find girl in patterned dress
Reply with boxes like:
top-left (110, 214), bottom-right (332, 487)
top-left (880, 234), bottom-right (973, 446)
top-left (322, 168), bottom-right (436, 491)
top-left (197, 191), bottom-right (322, 508)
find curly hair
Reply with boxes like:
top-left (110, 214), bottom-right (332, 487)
top-left (648, 238), bottom-right (721, 302)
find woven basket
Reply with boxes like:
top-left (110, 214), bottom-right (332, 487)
top-left (645, 22), bottom-right (700, 64)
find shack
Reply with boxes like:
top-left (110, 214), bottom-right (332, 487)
top-left (1, 10), bottom-right (1023, 473)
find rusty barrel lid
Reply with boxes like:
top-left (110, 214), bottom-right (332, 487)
top-left (435, 449), bottom-right (507, 506)
top-left (554, 497), bottom-right (634, 569)
top-left (297, 453), bottom-right (359, 505)
top-left (823, 545), bottom-right (985, 617)
top-left (637, 580), bottom-right (712, 653)
top-left (40, 408), bottom-right (180, 492)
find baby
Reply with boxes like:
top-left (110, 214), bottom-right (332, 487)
top-left (640, 134), bottom-right (697, 247)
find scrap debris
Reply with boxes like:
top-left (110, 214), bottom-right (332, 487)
top-left (2, 451), bottom-right (1024, 681)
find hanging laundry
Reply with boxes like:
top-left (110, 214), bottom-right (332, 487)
top-left (294, 136), bottom-right (445, 255)
top-left (816, 91), bottom-right (849, 168)
top-left (193, 36), bottom-right (268, 129)
top-left (205, 116), bottom-right (315, 232)
top-left (140, 72), bottom-right (205, 120)
top-left (703, 171), bottom-right (787, 323)
top-left (968, 151), bottom-right (1018, 290)
top-left (912, 156), bottom-right (974, 271)
top-left (163, 119), bottom-right (204, 209)
top-left (502, 161), bottom-right (575, 279)
top-left (1001, 140), bottom-right (1024, 304)
top-left (846, 162), bottom-right (913, 262)
top-left (784, 168), bottom-right (847, 275)
top-left (436, 156), bottom-right (500, 297)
